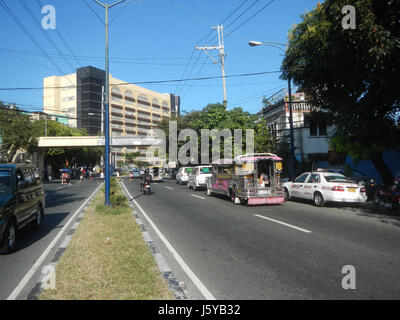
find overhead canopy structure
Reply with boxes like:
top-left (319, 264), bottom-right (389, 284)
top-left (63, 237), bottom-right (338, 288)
top-left (37, 136), bottom-right (163, 148)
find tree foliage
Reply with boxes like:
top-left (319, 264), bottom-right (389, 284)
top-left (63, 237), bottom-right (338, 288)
top-left (0, 104), bottom-right (38, 160)
top-left (156, 103), bottom-right (275, 164)
top-left (281, 0), bottom-right (400, 185)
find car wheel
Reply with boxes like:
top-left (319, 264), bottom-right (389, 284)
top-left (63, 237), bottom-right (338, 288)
top-left (313, 192), bottom-right (325, 207)
top-left (0, 220), bottom-right (17, 254)
top-left (240, 198), bottom-right (248, 206)
top-left (31, 205), bottom-right (44, 230)
top-left (284, 188), bottom-right (291, 201)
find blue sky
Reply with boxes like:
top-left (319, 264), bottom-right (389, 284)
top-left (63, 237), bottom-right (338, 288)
top-left (0, 0), bottom-right (321, 114)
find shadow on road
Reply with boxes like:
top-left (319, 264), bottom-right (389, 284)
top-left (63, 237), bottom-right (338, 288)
top-left (44, 188), bottom-right (87, 209)
top-left (15, 211), bottom-right (70, 252)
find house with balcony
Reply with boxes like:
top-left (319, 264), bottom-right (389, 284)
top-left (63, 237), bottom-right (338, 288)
top-left (258, 92), bottom-right (344, 172)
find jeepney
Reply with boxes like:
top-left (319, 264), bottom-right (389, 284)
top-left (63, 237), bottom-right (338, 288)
top-left (205, 153), bottom-right (285, 206)
top-left (149, 166), bottom-right (164, 182)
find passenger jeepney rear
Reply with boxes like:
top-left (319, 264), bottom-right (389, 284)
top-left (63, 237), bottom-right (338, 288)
top-left (206, 153), bottom-right (285, 206)
top-left (234, 154), bottom-right (285, 205)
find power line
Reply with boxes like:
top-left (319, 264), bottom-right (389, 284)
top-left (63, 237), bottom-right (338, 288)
top-left (35, 0), bottom-right (83, 67)
top-left (0, 70), bottom-right (281, 91)
top-left (83, 0), bottom-right (105, 25)
top-left (225, 0), bottom-right (275, 39)
top-left (19, 0), bottom-right (76, 74)
top-left (0, 0), bottom-right (66, 76)
top-left (176, 0), bottom-right (255, 97)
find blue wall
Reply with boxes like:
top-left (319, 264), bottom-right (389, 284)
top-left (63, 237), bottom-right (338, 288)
top-left (346, 149), bottom-right (400, 184)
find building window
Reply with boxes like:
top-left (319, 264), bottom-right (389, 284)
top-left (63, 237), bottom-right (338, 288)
top-left (125, 90), bottom-right (135, 105)
top-left (162, 101), bottom-right (169, 114)
top-left (309, 119), bottom-right (327, 137)
top-left (111, 86), bottom-right (123, 103)
top-left (137, 94), bottom-right (150, 109)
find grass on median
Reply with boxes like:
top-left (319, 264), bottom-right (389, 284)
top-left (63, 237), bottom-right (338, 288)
top-left (39, 179), bottom-right (174, 300)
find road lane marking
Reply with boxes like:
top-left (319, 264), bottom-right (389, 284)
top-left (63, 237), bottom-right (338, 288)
top-left (7, 183), bottom-right (104, 300)
top-left (120, 181), bottom-right (215, 300)
top-left (254, 214), bottom-right (312, 234)
top-left (191, 194), bottom-right (206, 200)
top-left (166, 186), bottom-right (173, 190)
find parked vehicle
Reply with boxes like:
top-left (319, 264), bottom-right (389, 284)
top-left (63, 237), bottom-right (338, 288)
top-left (372, 172), bottom-right (400, 211)
top-left (188, 166), bottom-right (212, 191)
top-left (205, 153), bottom-right (285, 206)
top-left (283, 169), bottom-right (367, 207)
top-left (347, 177), bottom-right (378, 201)
top-left (176, 167), bottom-right (193, 185)
top-left (0, 163), bottom-right (46, 254)
top-left (131, 169), bottom-right (140, 178)
top-left (149, 166), bottom-right (163, 182)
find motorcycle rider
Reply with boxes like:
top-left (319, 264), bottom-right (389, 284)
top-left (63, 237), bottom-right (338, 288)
top-left (141, 168), bottom-right (152, 192)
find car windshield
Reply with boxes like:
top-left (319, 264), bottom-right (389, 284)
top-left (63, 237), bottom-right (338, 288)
top-left (0, 169), bottom-right (12, 192)
top-left (200, 167), bottom-right (211, 174)
top-left (324, 175), bottom-right (350, 182)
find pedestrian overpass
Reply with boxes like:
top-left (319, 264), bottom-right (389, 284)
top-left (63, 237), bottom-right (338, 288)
top-left (37, 136), bottom-right (163, 148)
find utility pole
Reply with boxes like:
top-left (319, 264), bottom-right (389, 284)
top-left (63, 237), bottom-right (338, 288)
top-left (287, 78), bottom-right (296, 180)
top-left (196, 25), bottom-right (227, 108)
top-left (93, 0), bottom-right (125, 206)
top-left (101, 85), bottom-right (104, 169)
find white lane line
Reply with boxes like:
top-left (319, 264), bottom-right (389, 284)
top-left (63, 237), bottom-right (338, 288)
top-left (254, 214), bottom-right (312, 234)
top-left (191, 194), bottom-right (206, 200)
top-left (7, 183), bottom-right (104, 300)
top-left (121, 181), bottom-right (215, 300)
top-left (165, 186), bottom-right (173, 190)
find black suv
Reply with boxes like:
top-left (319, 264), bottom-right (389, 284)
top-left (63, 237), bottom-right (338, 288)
top-left (0, 163), bottom-right (45, 254)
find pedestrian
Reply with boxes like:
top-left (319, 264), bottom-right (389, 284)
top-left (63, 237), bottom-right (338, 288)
top-left (100, 170), bottom-right (104, 183)
top-left (89, 170), bottom-right (93, 182)
top-left (61, 172), bottom-right (66, 184)
top-left (129, 171), bottom-right (133, 182)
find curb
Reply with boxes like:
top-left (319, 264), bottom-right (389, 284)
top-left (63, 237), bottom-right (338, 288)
top-left (119, 180), bottom-right (188, 300)
top-left (26, 184), bottom-right (102, 300)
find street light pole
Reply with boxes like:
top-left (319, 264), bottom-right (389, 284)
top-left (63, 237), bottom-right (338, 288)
top-left (248, 40), bottom-right (296, 180)
top-left (93, 0), bottom-right (125, 206)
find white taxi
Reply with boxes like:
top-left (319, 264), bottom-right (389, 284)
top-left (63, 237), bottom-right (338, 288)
top-left (283, 170), bottom-right (367, 207)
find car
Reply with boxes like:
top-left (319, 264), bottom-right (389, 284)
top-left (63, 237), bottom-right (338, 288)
top-left (0, 163), bottom-right (46, 254)
top-left (283, 169), bottom-right (367, 207)
top-left (131, 169), bottom-right (140, 178)
top-left (176, 167), bottom-right (193, 185)
top-left (187, 166), bottom-right (212, 191)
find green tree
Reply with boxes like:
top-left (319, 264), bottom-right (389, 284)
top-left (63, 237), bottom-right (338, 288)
top-left (281, 0), bottom-right (400, 186)
top-left (156, 103), bottom-right (274, 164)
top-left (0, 104), bottom-right (38, 160)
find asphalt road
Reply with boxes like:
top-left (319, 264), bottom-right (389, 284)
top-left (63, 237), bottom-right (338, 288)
top-left (123, 178), bottom-right (400, 300)
top-left (0, 179), bottom-right (101, 300)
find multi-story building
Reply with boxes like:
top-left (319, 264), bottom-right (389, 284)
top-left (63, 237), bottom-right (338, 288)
top-left (258, 92), bottom-right (340, 170)
top-left (43, 66), bottom-right (180, 164)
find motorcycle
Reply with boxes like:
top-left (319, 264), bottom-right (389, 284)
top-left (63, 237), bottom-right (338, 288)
top-left (143, 181), bottom-right (151, 195)
top-left (372, 181), bottom-right (400, 212)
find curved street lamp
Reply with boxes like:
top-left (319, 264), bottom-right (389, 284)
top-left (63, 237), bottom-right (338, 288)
top-left (248, 40), bottom-right (296, 180)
